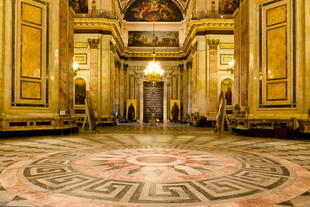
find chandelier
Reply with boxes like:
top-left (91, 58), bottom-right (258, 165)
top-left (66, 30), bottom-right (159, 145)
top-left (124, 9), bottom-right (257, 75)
top-left (144, 56), bottom-right (164, 83)
top-left (144, 22), bottom-right (164, 83)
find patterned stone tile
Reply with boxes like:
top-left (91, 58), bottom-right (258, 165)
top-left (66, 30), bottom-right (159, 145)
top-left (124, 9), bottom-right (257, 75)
top-left (0, 124), bottom-right (309, 207)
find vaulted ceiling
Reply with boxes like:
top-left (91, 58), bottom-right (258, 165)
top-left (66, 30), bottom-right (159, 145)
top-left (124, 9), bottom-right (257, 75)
top-left (117, 0), bottom-right (190, 14)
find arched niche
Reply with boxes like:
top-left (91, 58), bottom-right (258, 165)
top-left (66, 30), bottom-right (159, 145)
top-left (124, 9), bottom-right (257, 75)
top-left (74, 78), bottom-right (87, 105)
top-left (124, 0), bottom-right (184, 22)
top-left (221, 78), bottom-right (233, 106)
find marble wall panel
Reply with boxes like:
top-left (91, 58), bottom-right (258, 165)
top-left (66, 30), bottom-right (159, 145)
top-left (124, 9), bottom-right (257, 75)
top-left (21, 25), bottom-right (41, 79)
top-left (267, 26), bottom-right (287, 80)
top-left (21, 81), bottom-right (41, 99)
top-left (266, 5), bottom-right (287, 26)
top-left (21, 2), bottom-right (42, 25)
top-left (267, 82), bottom-right (287, 101)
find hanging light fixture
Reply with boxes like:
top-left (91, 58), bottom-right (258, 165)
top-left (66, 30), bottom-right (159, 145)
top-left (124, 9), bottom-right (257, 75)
top-left (144, 21), bottom-right (164, 83)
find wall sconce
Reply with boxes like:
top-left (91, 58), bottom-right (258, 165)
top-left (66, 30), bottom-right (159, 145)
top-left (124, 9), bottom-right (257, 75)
top-left (226, 60), bottom-right (235, 74)
top-left (73, 62), bottom-right (80, 76)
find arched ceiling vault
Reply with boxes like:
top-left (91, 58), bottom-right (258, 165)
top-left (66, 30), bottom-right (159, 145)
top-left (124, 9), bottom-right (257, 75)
top-left (117, 0), bottom-right (190, 14)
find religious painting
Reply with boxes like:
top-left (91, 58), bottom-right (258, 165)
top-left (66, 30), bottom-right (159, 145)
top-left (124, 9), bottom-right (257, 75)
top-left (75, 78), bottom-right (86, 105)
top-left (69, 0), bottom-right (88, 14)
top-left (170, 99), bottom-right (180, 121)
top-left (127, 99), bottom-right (137, 121)
top-left (221, 78), bottom-right (233, 105)
top-left (125, 0), bottom-right (183, 22)
top-left (128, 31), bottom-right (179, 47)
top-left (219, 0), bottom-right (239, 14)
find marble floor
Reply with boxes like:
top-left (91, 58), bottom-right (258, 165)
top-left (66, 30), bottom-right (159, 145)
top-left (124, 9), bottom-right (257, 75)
top-left (0, 125), bottom-right (309, 207)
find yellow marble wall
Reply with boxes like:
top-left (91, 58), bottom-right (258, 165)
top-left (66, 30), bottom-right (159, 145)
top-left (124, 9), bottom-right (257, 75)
top-left (0, 0), bottom-right (76, 131)
top-left (234, 0), bottom-right (309, 121)
top-left (14, 0), bottom-right (47, 105)
top-left (59, 0), bottom-right (75, 112)
top-left (0, 0), bottom-right (3, 115)
top-left (261, 0), bottom-right (292, 106)
top-left (266, 26), bottom-right (287, 80)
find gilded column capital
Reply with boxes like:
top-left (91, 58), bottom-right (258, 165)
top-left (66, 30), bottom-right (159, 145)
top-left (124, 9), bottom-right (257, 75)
top-left (88, 38), bottom-right (100, 49)
top-left (123, 64), bottom-right (129, 71)
top-left (115, 61), bottom-right (121, 69)
top-left (178, 64), bottom-right (184, 71)
top-left (186, 61), bottom-right (192, 70)
top-left (207, 39), bottom-right (220, 49)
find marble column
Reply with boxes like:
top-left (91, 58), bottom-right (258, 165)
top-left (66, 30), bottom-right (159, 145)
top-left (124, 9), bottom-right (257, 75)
top-left (124, 64), bottom-right (129, 119)
top-left (187, 62), bottom-right (192, 114)
top-left (234, 8), bottom-right (241, 107)
top-left (119, 61), bottom-right (125, 119)
top-left (196, 36), bottom-right (208, 116)
top-left (164, 77), bottom-right (168, 123)
top-left (165, 75), bottom-right (171, 122)
top-left (88, 38), bottom-right (100, 115)
top-left (137, 74), bottom-right (143, 123)
top-left (192, 52), bottom-right (197, 113)
top-left (182, 62), bottom-right (188, 117)
top-left (99, 36), bottom-right (113, 119)
top-left (207, 39), bottom-right (220, 117)
top-left (110, 48), bottom-right (115, 116)
top-left (114, 61), bottom-right (120, 116)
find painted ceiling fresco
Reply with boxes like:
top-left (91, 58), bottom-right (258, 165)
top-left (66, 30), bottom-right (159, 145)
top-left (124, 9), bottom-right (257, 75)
top-left (118, 0), bottom-right (189, 13)
top-left (124, 0), bottom-right (183, 22)
top-left (70, 0), bottom-right (88, 13)
top-left (219, 0), bottom-right (239, 14)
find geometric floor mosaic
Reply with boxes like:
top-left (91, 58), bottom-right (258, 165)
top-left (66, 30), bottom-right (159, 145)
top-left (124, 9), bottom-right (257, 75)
top-left (0, 125), bottom-right (310, 207)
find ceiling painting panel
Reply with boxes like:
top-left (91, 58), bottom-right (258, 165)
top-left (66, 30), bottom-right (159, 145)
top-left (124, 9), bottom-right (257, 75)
top-left (124, 0), bottom-right (183, 22)
top-left (119, 0), bottom-right (189, 13)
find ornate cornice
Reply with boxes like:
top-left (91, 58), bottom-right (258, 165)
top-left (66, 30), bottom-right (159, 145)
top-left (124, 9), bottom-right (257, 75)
top-left (182, 19), bottom-right (234, 56)
top-left (74, 18), bottom-right (234, 59)
top-left (190, 42), bottom-right (198, 54)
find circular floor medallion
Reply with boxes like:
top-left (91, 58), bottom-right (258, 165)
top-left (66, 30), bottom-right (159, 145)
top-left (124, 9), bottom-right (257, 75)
top-left (1, 145), bottom-right (310, 207)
